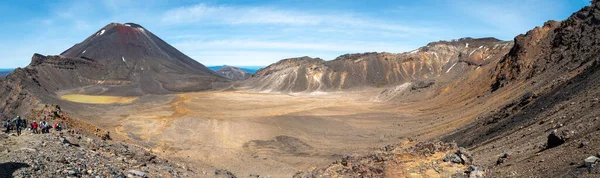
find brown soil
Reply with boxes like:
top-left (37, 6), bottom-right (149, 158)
top-left (56, 88), bottom-right (493, 177)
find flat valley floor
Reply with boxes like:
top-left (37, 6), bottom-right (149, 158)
top-left (66, 90), bottom-right (480, 177)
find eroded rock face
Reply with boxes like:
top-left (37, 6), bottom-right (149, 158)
top-left (442, 1), bottom-right (600, 177)
top-left (491, 2), bottom-right (600, 91)
top-left (242, 38), bottom-right (513, 93)
top-left (0, 54), bottom-right (101, 119)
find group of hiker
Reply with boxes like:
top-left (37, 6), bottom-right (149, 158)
top-left (3, 115), bottom-right (63, 136)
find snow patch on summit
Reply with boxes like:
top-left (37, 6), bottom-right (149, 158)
top-left (96, 29), bottom-right (105, 36)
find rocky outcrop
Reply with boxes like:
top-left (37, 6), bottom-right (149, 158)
top-left (293, 141), bottom-right (481, 178)
top-left (442, 1), bottom-right (600, 177)
top-left (215, 66), bottom-right (252, 80)
top-left (0, 53), bottom-right (133, 119)
top-left (491, 2), bottom-right (600, 91)
top-left (0, 129), bottom-right (195, 177)
top-left (242, 38), bottom-right (513, 93)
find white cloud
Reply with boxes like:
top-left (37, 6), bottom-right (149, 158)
top-left (162, 3), bottom-right (432, 34)
top-left (174, 40), bottom-right (412, 53)
top-left (172, 40), bottom-right (415, 66)
top-left (163, 4), bottom-right (318, 25)
top-left (190, 50), bottom-right (332, 66)
top-left (161, 3), bottom-right (432, 67)
top-left (173, 40), bottom-right (416, 55)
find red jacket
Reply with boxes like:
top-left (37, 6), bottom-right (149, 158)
top-left (33, 122), bottom-right (38, 129)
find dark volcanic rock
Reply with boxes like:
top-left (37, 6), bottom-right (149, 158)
top-left (443, 147), bottom-right (473, 165)
top-left (444, 153), bottom-right (463, 164)
top-left (60, 22), bottom-right (228, 94)
top-left (547, 129), bottom-right (572, 149)
top-left (466, 165), bottom-right (485, 178)
top-left (442, 1), bottom-right (600, 177)
top-left (496, 152), bottom-right (511, 165)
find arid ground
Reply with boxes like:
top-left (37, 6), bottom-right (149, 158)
top-left (60, 88), bottom-right (479, 177)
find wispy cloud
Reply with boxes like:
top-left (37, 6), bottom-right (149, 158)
top-left (161, 3), bottom-right (432, 34)
top-left (174, 40), bottom-right (412, 53)
top-left (189, 50), bottom-right (334, 66)
top-left (172, 39), bottom-right (415, 66)
top-left (0, 0), bottom-right (587, 68)
top-left (163, 4), bottom-right (319, 25)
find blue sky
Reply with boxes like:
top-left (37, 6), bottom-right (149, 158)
top-left (0, 0), bottom-right (590, 68)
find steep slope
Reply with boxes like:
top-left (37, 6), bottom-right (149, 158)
top-left (242, 38), bottom-right (513, 93)
top-left (61, 22), bottom-right (228, 95)
top-left (0, 22), bottom-right (228, 118)
top-left (0, 54), bottom-right (105, 119)
top-left (215, 66), bottom-right (252, 80)
top-left (441, 1), bottom-right (600, 177)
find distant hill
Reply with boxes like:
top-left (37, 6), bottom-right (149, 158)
top-left (241, 38), bottom-right (513, 93)
top-left (214, 66), bottom-right (252, 80)
top-left (0, 68), bottom-right (13, 77)
top-left (208, 66), bottom-right (263, 74)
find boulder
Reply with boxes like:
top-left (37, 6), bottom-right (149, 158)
top-left (443, 147), bottom-right (473, 165)
top-left (127, 170), bottom-right (147, 178)
top-left (20, 147), bottom-right (37, 152)
top-left (497, 157), bottom-right (507, 165)
top-left (546, 129), bottom-right (571, 149)
top-left (68, 170), bottom-right (79, 176)
top-left (579, 141), bottom-right (589, 148)
top-left (60, 137), bottom-right (71, 146)
top-left (215, 169), bottom-right (237, 178)
top-left (584, 156), bottom-right (599, 167)
top-left (466, 165), bottom-right (485, 178)
top-left (443, 153), bottom-right (463, 164)
top-left (496, 152), bottom-right (511, 165)
top-left (457, 147), bottom-right (473, 165)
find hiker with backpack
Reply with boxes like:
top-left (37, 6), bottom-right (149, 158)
top-left (3, 120), bottom-right (11, 133)
top-left (14, 116), bottom-right (22, 136)
top-left (41, 121), bottom-right (47, 134)
top-left (32, 121), bottom-right (38, 134)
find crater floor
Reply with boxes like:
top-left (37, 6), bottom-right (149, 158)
top-left (65, 90), bottom-right (474, 177)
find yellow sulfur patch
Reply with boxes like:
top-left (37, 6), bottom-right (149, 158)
top-left (60, 94), bottom-right (138, 104)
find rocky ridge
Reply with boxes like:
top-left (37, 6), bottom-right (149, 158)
top-left (241, 38), bottom-right (512, 93)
